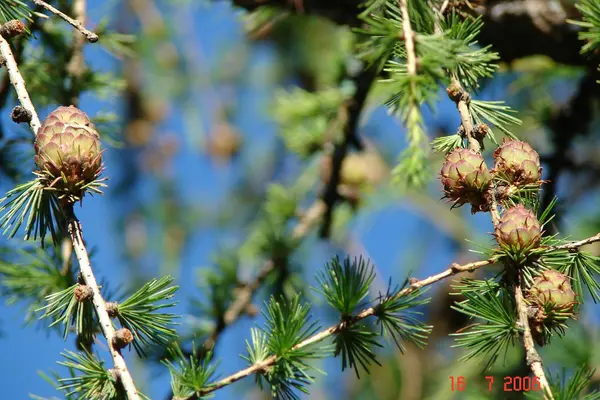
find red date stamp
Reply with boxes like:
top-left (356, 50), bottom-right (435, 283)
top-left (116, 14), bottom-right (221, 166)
top-left (449, 376), bottom-right (541, 392)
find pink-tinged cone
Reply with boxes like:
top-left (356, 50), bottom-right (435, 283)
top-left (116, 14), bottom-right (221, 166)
top-left (493, 139), bottom-right (541, 185)
top-left (34, 106), bottom-right (102, 199)
top-left (495, 204), bottom-right (541, 251)
top-left (440, 148), bottom-right (491, 210)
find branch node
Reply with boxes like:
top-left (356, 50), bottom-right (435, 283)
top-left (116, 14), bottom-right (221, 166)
top-left (32, 0), bottom-right (99, 43)
top-left (525, 351), bottom-right (542, 366)
top-left (446, 82), bottom-right (464, 103)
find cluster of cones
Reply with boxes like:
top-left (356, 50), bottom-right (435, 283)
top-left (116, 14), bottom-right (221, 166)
top-left (440, 139), bottom-right (577, 344)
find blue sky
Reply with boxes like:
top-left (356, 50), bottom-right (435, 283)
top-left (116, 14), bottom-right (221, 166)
top-left (0, 1), bottom-right (597, 400)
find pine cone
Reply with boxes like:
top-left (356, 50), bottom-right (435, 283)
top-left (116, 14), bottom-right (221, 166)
top-left (440, 148), bottom-right (491, 210)
top-left (493, 139), bottom-right (541, 185)
top-left (527, 269), bottom-right (578, 345)
top-left (528, 270), bottom-right (577, 314)
top-left (34, 106), bottom-right (102, 199)
top-left (495, 204), bottom-right (541, 251)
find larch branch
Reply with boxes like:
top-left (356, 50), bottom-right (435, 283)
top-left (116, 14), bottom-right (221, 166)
top-left (450, 78), bottom-right (481, 153)
top-left (400, 0), bottom-right (417, 76)
top-left (202, 200), bottom-right (327, 350)
top-left (318, 66), bottom-right (375, 237)
top-left (193, 256), bottom-right (501, 396)
top-left (514, 275), bottom-right (554, 399)
top-left (0, 34), bottom-right (41, 134)
top-left (489, 181), bottom-right (552, 397)
top-left (442, 36), bottom-right (552, 394)
top-left (67, 208), bottom-right (141, 400)
top-left (190, 230), bottom-right (600, 398)
top-left (65, 0), bottom-right (88, 106)
top-left (30, 0), bottom-right (99, 42)
top-left (0, 16), bottom-right (139, 400)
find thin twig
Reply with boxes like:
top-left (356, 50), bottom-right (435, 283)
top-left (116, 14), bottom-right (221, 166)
top-left (30, 0), bottom-right (99, 42)
top-left (67, 208), bottom-right (140, 400)
top-left (434, 2), bottom-right (480, 153)
top-left (439, 0), bottom-right (450, 15)
top-left (65, 0), bottom-right (87, 106)
top-left (514, 274), bottom-right (554, 399)
top-left (202, 200), bottom-right (327, 350)
top-left (319, 66), bottom-right (374, 238)
top-left (488, 187), bottom-right (501, 226)
top-left (400, 0), bottom-right (417, 76)
top-left (0, 34), bottom-right (41, 134)
top-left (451, 77), bottom-right (481, 152)
top-left (555, 232), bottom-right (600, 250)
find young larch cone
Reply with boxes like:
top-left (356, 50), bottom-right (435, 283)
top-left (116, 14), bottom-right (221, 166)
top-left (493, 139), bottom-right (541, 185)
top-left (495, 204), bottom-right (542, 251)
top-left (34, 106), bottom-right (102, 199)
top-left (526, 269), bottom-right (577, 345)
top-left (440, 148), bottom-right (491, 210)
top-left (528, 270), bottom-right (577, 314)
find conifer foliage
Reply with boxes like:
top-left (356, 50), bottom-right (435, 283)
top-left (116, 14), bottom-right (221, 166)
top-left (0, 0), bottom-right (599, 400)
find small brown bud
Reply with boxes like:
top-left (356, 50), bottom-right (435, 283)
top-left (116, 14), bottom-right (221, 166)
top-left (11, 106), bottom-right (31, 123)
top-left (450, 263), bottom-right (462, 273)
top-left (74, 284), bottom-right (93, 302)
top-left (446, 82), bottom-right (463, 103)
top-left (112, 328), bottom-right (134, 350)
top-left (473, 123), bottom-right (489, 141)
top-left (0, 20), bottom-right (25, 38)
top-left (0, 56), bottom-right (6, 67)
top-left (106, 301), bottom-right (119, 318)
